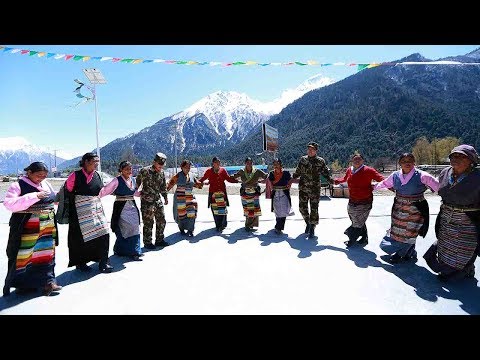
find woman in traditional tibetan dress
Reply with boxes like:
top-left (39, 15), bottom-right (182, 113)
top-left (167, 160), bottom-right (203, 237)
top-left (198, 157), bottom-right (238, 232)
top-left (3, 161), bottom-right (62, 296)
top-left (99, 161), bottom-right (142, 260)
top-left (268, 158), bottom-right (293, 235)
top-left (424, 144), bottom-right (480, 281)
top-left (232, 157), bottom-right (268, 232)
top-left (66, 152), bottom-right (113, 273)
top-left (374, 153), bottom-right (439, 264)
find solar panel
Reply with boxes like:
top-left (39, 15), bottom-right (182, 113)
top-left (82, 68), bottom-right (107, 84)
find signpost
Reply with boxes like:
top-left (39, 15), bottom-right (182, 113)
top-left (262, 123), bottom-right (279, 153)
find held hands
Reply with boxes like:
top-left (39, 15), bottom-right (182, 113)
top-left (164, 197), bottom-right (169, 205)
top-left (37, 191), bottom-right (50, 199)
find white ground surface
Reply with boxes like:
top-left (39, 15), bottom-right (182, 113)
top-left (1, 193), bottom-right (479, 315)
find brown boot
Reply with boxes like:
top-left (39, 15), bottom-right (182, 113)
top-left (43, 282), bottom-right (62, 296)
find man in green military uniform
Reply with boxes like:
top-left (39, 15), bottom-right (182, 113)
top-left (136, 152), bottom-right (169, 249)
top-left (290, 142), bottom-right (333, 238)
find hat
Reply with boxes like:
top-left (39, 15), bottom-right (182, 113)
top-left (24, 161), bottom-right (48, 172)
top-left (307, 142), bottom-right (318, 150)
top-left (154, 152), bottom-right (167, 164)
top-left (449, 144), bottom-right (479, 164)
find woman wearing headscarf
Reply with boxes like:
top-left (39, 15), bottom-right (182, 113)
top-left (198, 157), bottom-right (238, 232)
top-left (3, 162), bottom-right (62, 296)
top-left (424, 144), bottom-right (480, 281)
top-left (167, 160), bottom-right (203, 237)
top-left (232, 157), bottom-right (268, 232)
top-left (65, 152), bottom-right (113, 273)
top-left (99, 161), bottom-right (142, 261)
top-left (374, 153), bottom-right (439, 264)
top-left (268, 158), bottom-right (293, 235)
top-left (334, 153), bottom-right (385, 247)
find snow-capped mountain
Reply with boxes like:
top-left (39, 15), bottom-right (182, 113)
top-left (0, 137), bottom-right (68, 175)
top-left (175, 73), bottom-right (336, 142)
top-left (59, 73), bottom-right (336, 168)
top-left (260, 74), bottom-right (335, 114)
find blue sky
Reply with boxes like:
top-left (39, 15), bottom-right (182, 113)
top-left (1, 45), bottom-right (478, 159)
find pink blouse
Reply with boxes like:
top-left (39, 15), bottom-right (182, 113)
top-left (3, 176), bottom-right (55, 212)
top-left (374, 168), bottom-right (439, 192)
top-left (65, 168), bottom-right (97, 192)
top-left (98, 176), bottom-right (141, 198)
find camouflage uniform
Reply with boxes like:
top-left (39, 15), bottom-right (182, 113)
top-left (292, 155), bottom-right (332, 227)
top-left (136, 165), bottom-right (168, 245)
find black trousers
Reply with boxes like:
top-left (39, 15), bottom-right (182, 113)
top-left (211, 208), bottom-right (227, 230)
top-left (275, 217), bottom-right (286, 231)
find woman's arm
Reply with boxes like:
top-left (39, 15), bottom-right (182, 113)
top-left (65, 171), bottom-right (76, 192)
top-left (98, 177), bottom-right (119, 198)
top-left (3, 182), bottom-right (41, 212)
top-left (374, 172), bottom-right (395, 190)
top-left (334, 168), bottom-right (350, 185)
top-left (167, 174), bottom-right (178, 191)
top-left (420, 170), bottom-right (440, 193)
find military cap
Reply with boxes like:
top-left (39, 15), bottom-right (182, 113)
top-left (307, 142), bottom-right (319, 150)
top-left (154, 152), bottom-right (167, 164)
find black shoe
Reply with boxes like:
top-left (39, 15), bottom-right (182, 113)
top-left (187, 231), bottom-right (194, 237)
top-left (99, 263), bottom-right (114, 273)
top-left (131, 255), bottom-right (143, 261)
top-left (308, 224), bottom-right (316, 238)
top-left (76, 263), bottom-right (92, 272)
top-left (180, 230), bottom-right (186, 235)
top-left (305, 223), bottom-right (311, 234)
top-left (465, 265), bottom-right (476, 278)
top-left (3, 286), bottom-right (11, 296)
top-left (357, 237), bottom-right (368, 245)
top-left (385, 253), bottom-right (403, 264)
top-left (440, 268), bottom-right (475, 282)
top-left (144, 243), bottom-right (156, 250)
top-left (344, 239), bottom-right (356, 248)
top-left (357, 225), bottom-right (368, 245)
top-left (403, 250), bottom-right (417, 262)
top-left (155, 241), bottom-right (169, 247)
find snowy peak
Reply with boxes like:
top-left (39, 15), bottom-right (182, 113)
top-left (181, 73), bottom-right (335, 119)
top-left (182, 90), bottom-right (265, 118)
top-left (465, 47), bottom-right (480, 60)
top-left (0, 137), bottom-right (69, 174)
top-left (177, 91), bottom-right (267, 137)
top-left (296, 73), bottom-right (336, 92)
top-left (97, 74), bottom-right (337, 164)
top-left (261, 74), bottom-right (335, 114)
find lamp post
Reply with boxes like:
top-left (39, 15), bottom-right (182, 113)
top-left (174, 119), bottom-right (178, 174)
top-left (82, 68), bottom-right (107, 173)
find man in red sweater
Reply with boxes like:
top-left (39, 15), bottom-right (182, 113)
top-left (198, 157), bottom-right (238, 232)
top-left (334, 153), bottom-right (384, 247)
